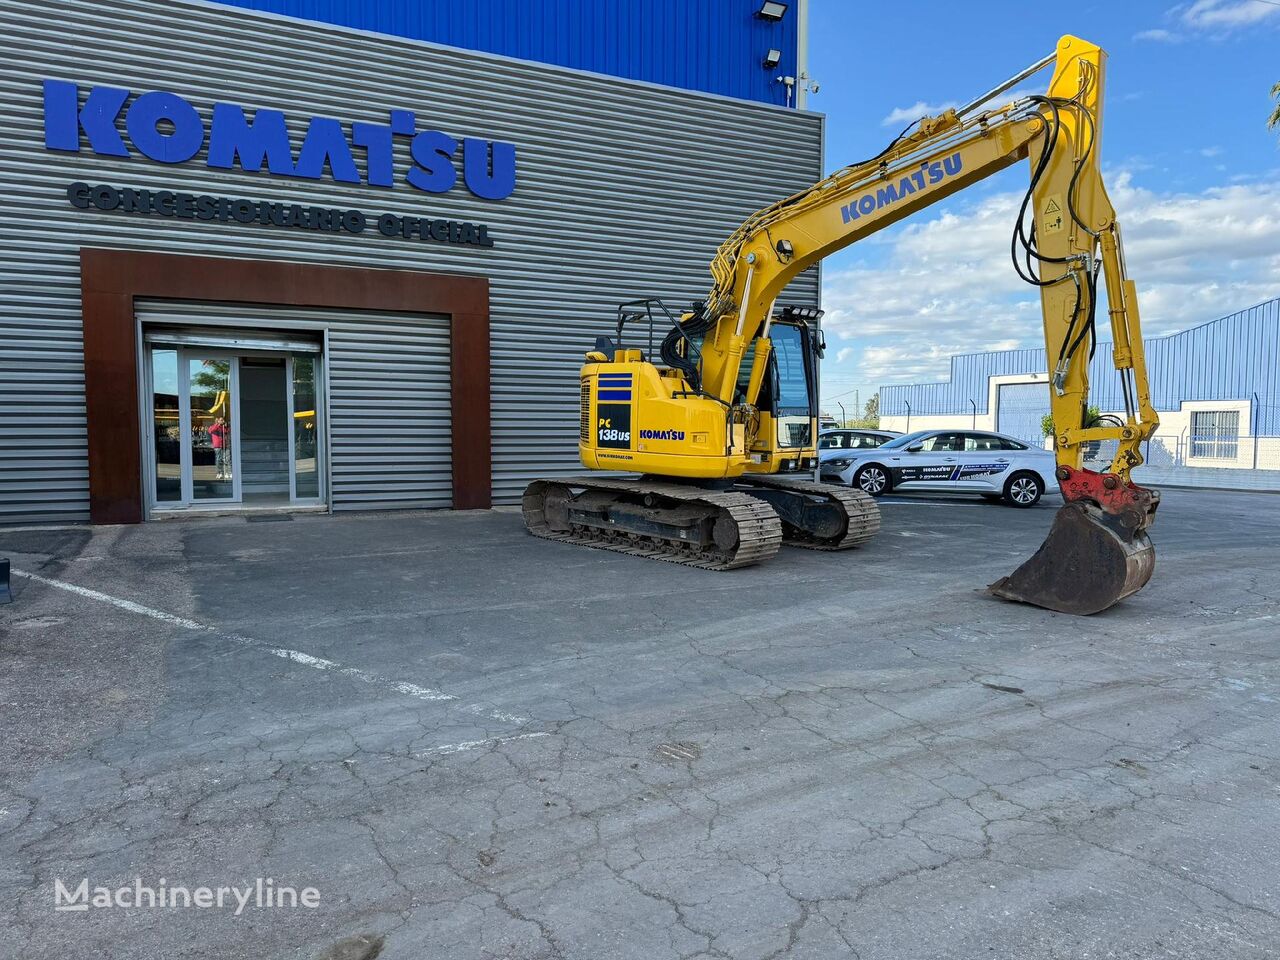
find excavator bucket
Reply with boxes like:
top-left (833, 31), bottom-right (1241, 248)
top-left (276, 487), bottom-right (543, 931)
top-left (988, 500), bottom-right (1155, 616)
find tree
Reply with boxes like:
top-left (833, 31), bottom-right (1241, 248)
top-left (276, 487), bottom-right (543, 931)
top-left (1042, 406), bottom-right (1101, 438)
top-left (863, 392), bottom-right (879, 424)
top-left (1271, 82), bottom-right (1280, 132)
top-left (190, 359), bottom-right (230, 394)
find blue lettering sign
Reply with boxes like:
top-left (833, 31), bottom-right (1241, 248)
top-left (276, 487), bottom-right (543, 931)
top-left (207, 104), bottom-right (294, 175)
top-left (44, 80), bottom-right (129, 156)
top-left (42, 80), bottom-right (518, 200)
top-left (352, 121), bottom-right (394, 187)
top-left (125, 91), bottom-right (204, 164)
top-left (407, 131), bottom-right (458, 194)
top-left (294, 117), bottom-right (360, 184)
top-left (462, 138), bottom-right (516, 201)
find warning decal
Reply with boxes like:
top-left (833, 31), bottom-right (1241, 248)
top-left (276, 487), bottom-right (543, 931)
top-left (1042, 195), bottom-right (1064, 234)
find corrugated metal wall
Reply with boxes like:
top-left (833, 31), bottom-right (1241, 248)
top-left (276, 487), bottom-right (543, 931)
top-left (882, 298), bottom-right (1280, 432)
top-left (0, 0), bottom-right (822, 522)
top-left (210, 0), bottom-right (802, 108)
top-left (136, 301), bottom-right (454, 510)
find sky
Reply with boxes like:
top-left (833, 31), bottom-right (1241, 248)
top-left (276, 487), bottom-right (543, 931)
top-left (806, 0), bottom-right (1280, 418)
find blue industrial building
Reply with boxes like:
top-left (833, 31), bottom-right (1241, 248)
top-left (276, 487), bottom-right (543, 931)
top-left (880, 298), bottom-right (1280, 465)
top-left (212, 0), bottom-right (807, 107)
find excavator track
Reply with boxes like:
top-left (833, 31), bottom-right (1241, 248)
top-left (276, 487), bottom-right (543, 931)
top-left (734, 476), bottom-right (881, 550)
top-left (522, 477), bottom-right (782, 570)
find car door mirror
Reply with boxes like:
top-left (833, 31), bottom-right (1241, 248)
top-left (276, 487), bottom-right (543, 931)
top-left (906, 443), bottom-right (923, 453)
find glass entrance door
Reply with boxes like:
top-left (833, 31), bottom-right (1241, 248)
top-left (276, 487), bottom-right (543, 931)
top-left (288, 354), bottom-right (322, 501)
top-left (187, 354), bottom-right (239, 502)
top-left (145, 342), bottom-right (324, 514)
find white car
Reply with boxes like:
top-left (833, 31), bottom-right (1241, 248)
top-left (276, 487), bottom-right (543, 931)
top-left (819, 429), bottom-right (1057, 507)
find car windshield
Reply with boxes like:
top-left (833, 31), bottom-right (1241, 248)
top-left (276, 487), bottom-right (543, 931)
top-left (878, 431), bottom-right (932, 450)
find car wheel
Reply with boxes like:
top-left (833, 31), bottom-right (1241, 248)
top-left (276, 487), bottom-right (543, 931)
top-left (853, 464), bottom-right (890, 497)
top-left (1003, 471), bottom-right (1043, 507)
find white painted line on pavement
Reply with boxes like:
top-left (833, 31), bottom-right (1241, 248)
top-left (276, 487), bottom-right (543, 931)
top-left (422, 732), bottom-right (551, 756)
top-left (12, 568), bottom-right (520, 719)
top-left (13, 570), bottom-right (206, 628)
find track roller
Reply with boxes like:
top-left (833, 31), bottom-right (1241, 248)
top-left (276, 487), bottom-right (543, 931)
top-left (522, 477), bottom-right (781, 570)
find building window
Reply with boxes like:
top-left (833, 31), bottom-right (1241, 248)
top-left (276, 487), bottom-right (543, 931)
top-left (1190, 410), bottom-right (1240, 459)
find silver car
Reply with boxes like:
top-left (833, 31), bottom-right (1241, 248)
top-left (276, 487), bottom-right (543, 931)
top-left (819, 429), bottom-right (1057, 507)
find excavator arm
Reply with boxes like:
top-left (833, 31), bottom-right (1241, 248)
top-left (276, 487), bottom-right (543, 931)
top-left (689, 35), bottom-right (1159, 613)
top-left (707, 37), bottom-right (1156, 477)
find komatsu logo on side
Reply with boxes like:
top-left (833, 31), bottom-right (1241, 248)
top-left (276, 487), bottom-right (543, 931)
top-left (840, 153), bottom-right (962, 225)
top-left (639, 429), bottom-right (686, 441)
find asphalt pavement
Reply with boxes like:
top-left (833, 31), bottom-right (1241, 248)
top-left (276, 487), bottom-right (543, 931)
top-left (2, 488), bottom-right (1278, 959)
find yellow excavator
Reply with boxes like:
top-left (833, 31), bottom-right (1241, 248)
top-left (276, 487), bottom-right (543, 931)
top-left (523, 35), bottom-right (1160, 615)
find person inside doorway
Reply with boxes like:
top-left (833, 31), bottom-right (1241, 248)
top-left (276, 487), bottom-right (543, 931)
top-left (209, 415), bottom-right (231, 480)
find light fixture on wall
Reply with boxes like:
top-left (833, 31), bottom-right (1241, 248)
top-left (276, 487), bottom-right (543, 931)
top-left (757, 1), bottom-right (788, 20)
top-left (762, 48), bottom-right (782, 69)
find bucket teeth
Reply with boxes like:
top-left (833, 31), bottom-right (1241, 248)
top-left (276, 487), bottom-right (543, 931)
top-left (988, 500), bottom-right (1155, 616)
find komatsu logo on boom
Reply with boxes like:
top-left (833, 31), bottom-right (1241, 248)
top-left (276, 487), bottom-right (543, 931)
top-left (840, 153), bottom-right (963, 225)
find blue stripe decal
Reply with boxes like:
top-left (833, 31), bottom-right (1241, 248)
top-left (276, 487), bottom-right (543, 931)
top-left (598, 390), bottom-right (632, 401)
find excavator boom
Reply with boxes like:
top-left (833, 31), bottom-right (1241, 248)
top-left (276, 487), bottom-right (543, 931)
top-left (523, 35), bottom-right (1160, 615)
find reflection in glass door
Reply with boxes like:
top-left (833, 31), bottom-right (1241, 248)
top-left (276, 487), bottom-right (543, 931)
top-left (151, 349), bottom-right (182, 503)
top-left (188, 356), bottom-right (238, 501)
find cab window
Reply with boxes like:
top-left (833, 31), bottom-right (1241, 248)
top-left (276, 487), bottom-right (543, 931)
top-left (771, 325), bottom-right (811, 411)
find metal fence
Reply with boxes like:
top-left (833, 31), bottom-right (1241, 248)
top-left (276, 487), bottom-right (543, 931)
top-left (1094, 433), bottom-right (1280, 491)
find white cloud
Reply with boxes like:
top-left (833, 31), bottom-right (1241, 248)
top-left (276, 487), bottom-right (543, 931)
top-left (1134, 28), bottom-right (1182, 42)
top-left (880, 88), bottom-right (1040, 127)
top-left (881, 100), bottom-right (958, 128)
top-left (821, 174), bottom-right (1280, 391)
top-left (858, 340), bottom-right (1021, 386)
top-left (1135, 0), bottom-right (1280, 41)
top-left (1180, 0), bottom-right (1280, 29)
top-left (1200, 145), bottom-right (1224, 157)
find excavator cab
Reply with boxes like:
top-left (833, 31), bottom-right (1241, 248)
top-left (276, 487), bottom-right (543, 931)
top-left (734, 311), bottom-right (823, 465)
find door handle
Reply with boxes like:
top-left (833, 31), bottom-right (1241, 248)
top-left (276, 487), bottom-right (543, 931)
top-left (943, 457), bottom-right (957, 462)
